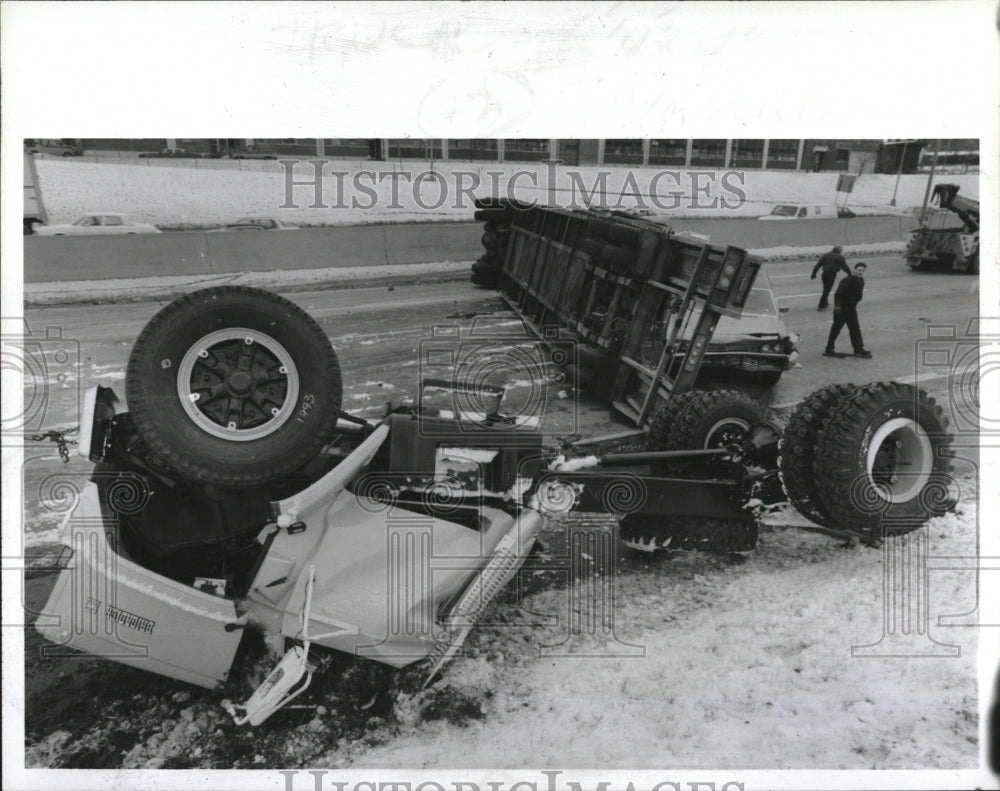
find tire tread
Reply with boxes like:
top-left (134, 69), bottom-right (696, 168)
top-left (126, 286), bottom-right (343, 487)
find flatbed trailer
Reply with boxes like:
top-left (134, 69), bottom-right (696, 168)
top-left (472, 199), bottom-right (760, 441)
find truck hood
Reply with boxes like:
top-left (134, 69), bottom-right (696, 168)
top-left (714, 313), bottom-right (791, 341)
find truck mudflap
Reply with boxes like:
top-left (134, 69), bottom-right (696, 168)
top-left (34, 481), bottom-right (244, 689)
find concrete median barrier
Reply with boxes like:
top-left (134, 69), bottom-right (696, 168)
top-left (24, 216), bottom-right (909, 284)
top-left (24, 232), bottom-right (211, 281)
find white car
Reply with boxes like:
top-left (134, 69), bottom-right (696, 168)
top-left (34, 213), bottom-right (161, 236)
top-left (758, 204), bottom-right (854, 220)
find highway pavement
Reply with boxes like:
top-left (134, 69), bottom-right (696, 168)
top-left (23, 254), bottom-right (978, 411)
top-left (16, 254), bottom-right (978, 548)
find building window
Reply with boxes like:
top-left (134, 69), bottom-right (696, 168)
top-left (503, 139), bottom-right (551, 162)
top-left (389, 138), bottom-right (443, 159)
top-left (557, 139), bottom-right (580, 166)
top-left (269, 139), bottom-right (315, 155)
top-left (603, 139), bottom-right (644, 165)
top-left (691, 139), bottom-right (727, 166)
top-left (836, 148), bottom-right (850, 170)
top-left (731, 139), bottom-right (765, 168)
top-left (648, 139), bottom-right (688, 166)
top-left (767, 139), bottom-right (799, 165)
top-left (323, 139), bottom-right (371, 157)
top-left (446, 139), bottom-right (498, 161)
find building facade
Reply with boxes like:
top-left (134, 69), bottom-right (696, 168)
top-left (72, 138), bottom-right (980, 174)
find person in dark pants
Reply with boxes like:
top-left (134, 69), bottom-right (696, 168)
top-left (825, 262), bottom-right (872, 358)
top-left (811, 245), bottom-right (850, 310)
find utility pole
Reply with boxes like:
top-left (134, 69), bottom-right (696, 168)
top-left (889, 140), bottom-right (915, 207)
top-left (919, 140), bottom-right (941, 224)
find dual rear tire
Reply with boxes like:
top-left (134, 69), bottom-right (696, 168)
top-left (621, 382), bottom-right (955, 552)
top-left (779, 382), bottom-right (954, 535)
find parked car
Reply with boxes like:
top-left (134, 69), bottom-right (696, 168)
top-left (211, 217), bottom-right (299, 232)
top-left (33, 213), bottom-right (161, 235)
top-left (759, 204), bottom-right (854, 220)
top-left (694, 269), bottom-right (799, 387)
top-left (213, 145), bottom-right (278, 160)
top-left (24, 138), bottom-right (83, 157)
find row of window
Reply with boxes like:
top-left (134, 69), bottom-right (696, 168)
top-left (70, 138), bottom-right (864, 168)
top-left (605, 138), bottom-right (803, 166)
top-left (289, 137), bottom-right (813, 165)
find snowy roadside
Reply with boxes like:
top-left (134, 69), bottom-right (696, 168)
top-left (27, 477), bottom-right (984, 775)
top-left (338, 477), bottom-right (983, 772)
top-left (34, 158), bottom-right (978, 227)
top-left (23, 242), bottom-right (906, 307)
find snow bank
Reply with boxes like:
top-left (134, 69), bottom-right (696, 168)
top-left (344, 477), bottom-right (983, 771)
top-left (34, 158), bottom-right (980, 227)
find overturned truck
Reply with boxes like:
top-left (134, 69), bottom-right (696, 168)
top-left (36, 208), bottom-right (955, 723)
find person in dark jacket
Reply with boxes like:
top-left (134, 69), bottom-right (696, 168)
top-left (824, 262), bottom-right (872, 358)
top-left (811, 245), bottom-right (850, 310)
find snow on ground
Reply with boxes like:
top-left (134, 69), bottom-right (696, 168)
top-left (339, 477), bottom-right (983, 770)
top-left (34, 157), bottom-right (979, 227)
top-left (21, 480), bottom-right (985, 775)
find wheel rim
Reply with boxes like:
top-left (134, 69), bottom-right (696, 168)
top-left (177, 328), bottom-right (299, 441)
top-left (702, 417), bottom-right (751, 449)
top-left (865, 417), bottom-right (933, 503)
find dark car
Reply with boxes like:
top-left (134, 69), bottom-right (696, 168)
top-left (210, 217), bottom-right (298, 232)
top-left (682, 269), bottom-right (799, 387)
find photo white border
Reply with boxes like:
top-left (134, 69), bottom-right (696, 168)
top-left (2, 2), bottom-right (998, 789)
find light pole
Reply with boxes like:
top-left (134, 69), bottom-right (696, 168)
top-left (919, 139), bottom-right (941, 225)
top-left (889, 140), bottom-right (911, 207)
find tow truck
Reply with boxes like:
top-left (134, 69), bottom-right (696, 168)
top-left (905, 183), bottom-right (979, 273)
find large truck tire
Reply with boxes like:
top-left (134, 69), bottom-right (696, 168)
top-left (470, 269), bottom-right (500, 287)
top-left (664, 390), bottom-right (765, 450)
top-left (645, 392), bottom-right (701, 451)
top-left (813, 382), bottom-right (954, 534)
top-left (126, 286), bottom-right (343, 488)
top-left (779, 383), bottom-right (858, 527)
top-left (474, 208), bottom-right (508, 223)
top-left (622, 390), bottom-right (764, 554)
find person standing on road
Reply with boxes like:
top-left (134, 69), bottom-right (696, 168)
top-left (824, 261), bottom-right (872, 358)
top-left (811, 245), bottom-right (850, 310)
